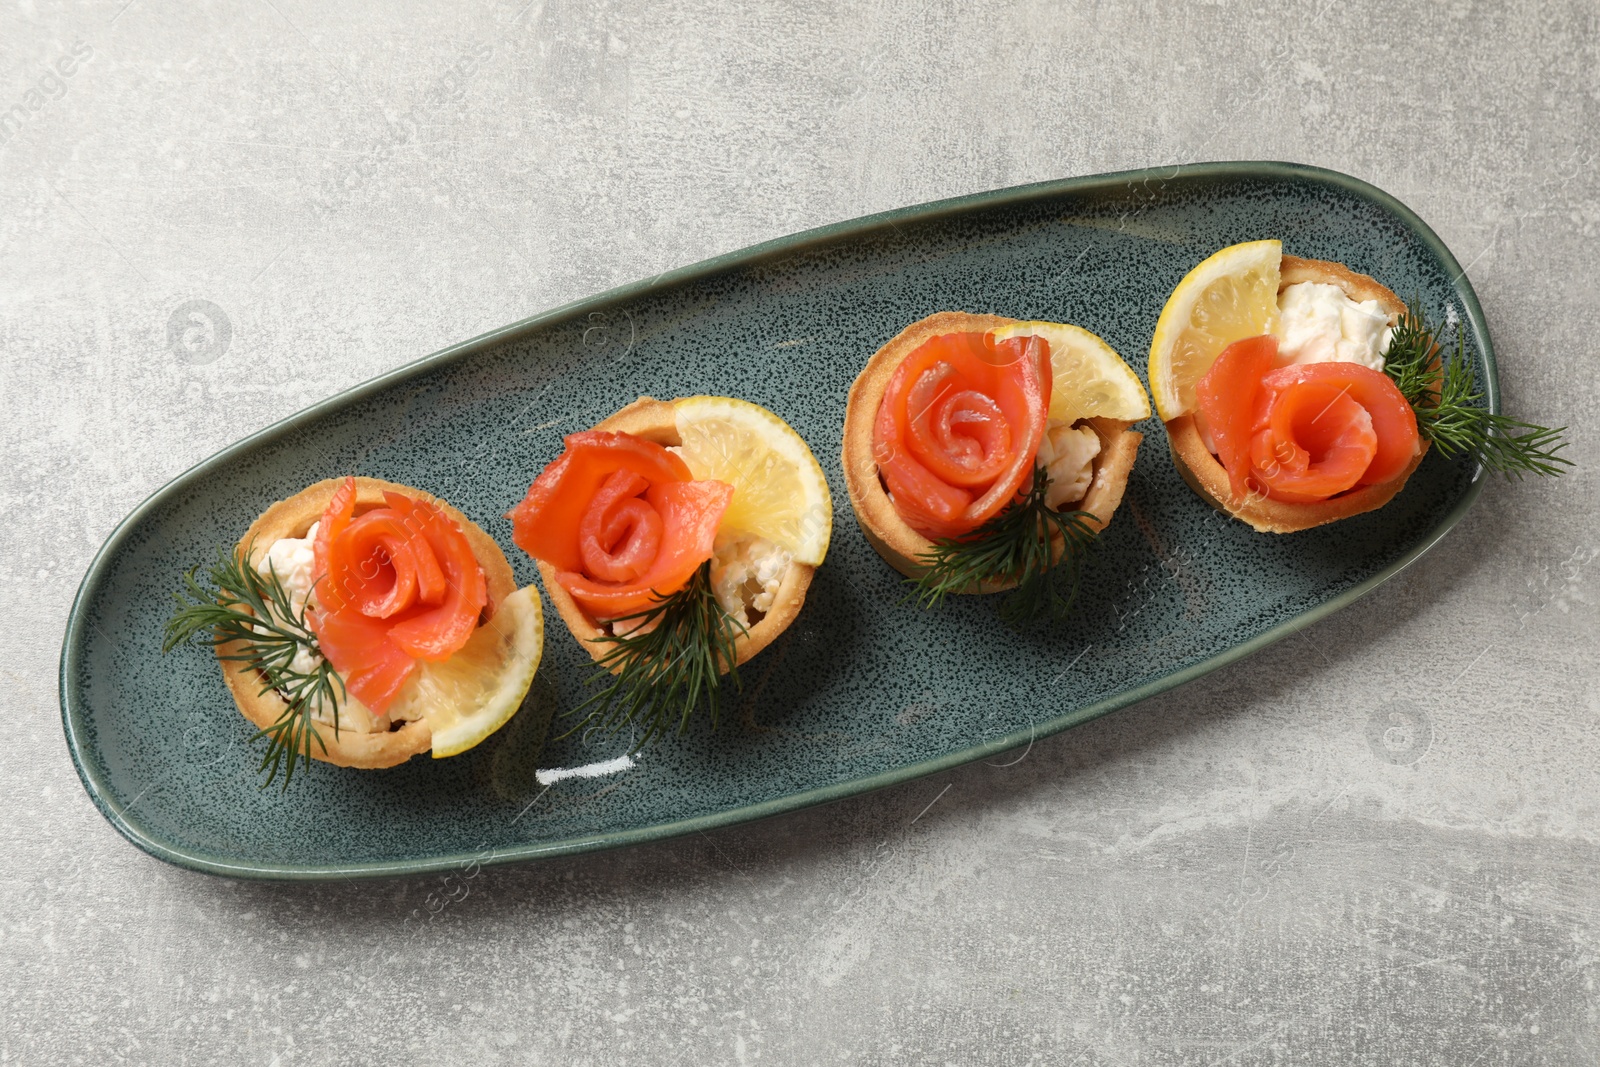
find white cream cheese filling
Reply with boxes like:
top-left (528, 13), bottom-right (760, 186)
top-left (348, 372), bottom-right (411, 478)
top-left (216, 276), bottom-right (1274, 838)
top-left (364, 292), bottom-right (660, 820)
top-left (1036, 420), bottom-right (1101, 511)
top-left (709, 534), bottom-right (792, 628)
top-left (1272, 281), bottom-right (1393, 371)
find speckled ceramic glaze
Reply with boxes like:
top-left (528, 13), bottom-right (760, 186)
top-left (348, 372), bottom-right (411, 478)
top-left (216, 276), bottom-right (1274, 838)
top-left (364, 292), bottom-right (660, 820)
top-left (60, 163), bottom-right (1491, 879)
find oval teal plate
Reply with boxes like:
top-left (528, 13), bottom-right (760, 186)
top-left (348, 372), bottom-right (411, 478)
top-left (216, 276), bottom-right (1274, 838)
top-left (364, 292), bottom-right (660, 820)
top-left (61, 162), bottom-right (1492, 880)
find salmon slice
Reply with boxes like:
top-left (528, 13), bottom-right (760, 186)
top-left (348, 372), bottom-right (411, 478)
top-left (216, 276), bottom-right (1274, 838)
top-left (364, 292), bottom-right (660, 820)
top-left (508, 432), bottom-right (734, 619)
top-left (307, 478), bottom-right (488, 712)
top-left (309, 606), bottom-right (416, 714)
top-left (1257, 362), bottom-right (1419, 489)
top-left (871, 331), bottom-right (1050, 539)
top-left (1196, 337), bottom-right (1421, 506)
top-left (376, 493), bottom-right (487, 661)
top-left (1196, 334), bottom-right (1279, 501)
top-left (1250, 385), bottom-right (1377, 503)
top-left (311, 476), bottom-right (359, 610)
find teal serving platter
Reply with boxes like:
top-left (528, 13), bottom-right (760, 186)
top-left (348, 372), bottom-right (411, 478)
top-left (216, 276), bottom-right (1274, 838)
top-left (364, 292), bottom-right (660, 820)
top-left (60, 162), bottom-right (1493, 880)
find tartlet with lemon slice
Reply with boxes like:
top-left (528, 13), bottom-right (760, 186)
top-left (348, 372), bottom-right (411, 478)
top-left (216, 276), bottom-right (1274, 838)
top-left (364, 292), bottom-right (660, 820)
top-left (163, 477), bottom-right (545, 781)
top-left (1148, 240), bottom-right (1568, 533)
top-left (843, 311), bottom-right (1150, 622)
top-left (508, 396), bottom-right (832, 743)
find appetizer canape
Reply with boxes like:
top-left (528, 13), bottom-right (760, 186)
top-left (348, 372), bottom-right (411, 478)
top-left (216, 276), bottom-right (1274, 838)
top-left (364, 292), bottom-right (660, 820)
top-left (508, 396), bottom-right (831, 742)
top-left (165, 477), bottom-right (544, 783)
top-left (842, 312), bottom-right (1150, 623)
top-left (1147, 240), bottom-right (1569, 532)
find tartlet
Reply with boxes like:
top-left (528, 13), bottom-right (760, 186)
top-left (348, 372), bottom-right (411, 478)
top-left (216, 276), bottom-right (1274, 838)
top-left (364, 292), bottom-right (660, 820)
top-left (222, 477), bottom-right (518, 769)
top-left (842, 311), bottom-right (1145, 590)
top-left (1155, 250), bottom-right (1428, 534)
top-left (509, 395), bottom-right (831, 673)
top-left (535, 397), bottom-right (816, 669)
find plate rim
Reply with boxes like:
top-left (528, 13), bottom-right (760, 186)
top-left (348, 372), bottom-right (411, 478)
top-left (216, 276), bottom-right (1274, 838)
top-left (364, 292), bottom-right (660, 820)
top-left (59, 160), bottom-right (1494, 880)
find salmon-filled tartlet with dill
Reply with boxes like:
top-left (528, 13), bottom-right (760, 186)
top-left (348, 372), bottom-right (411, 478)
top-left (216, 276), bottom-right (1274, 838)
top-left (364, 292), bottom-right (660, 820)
top-left (842, 312), bottom-right (1150, 625)
top-left (1146, 240), bottom-right (1569, 533)
top-left (164, 477), bottom-right (544, 783)
top-left (507, 396), bottom-right (832, 745)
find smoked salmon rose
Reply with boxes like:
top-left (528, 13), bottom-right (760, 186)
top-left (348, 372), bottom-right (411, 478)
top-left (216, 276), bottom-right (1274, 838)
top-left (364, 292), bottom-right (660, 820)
top-left (508, 430), bottom-right (734, 620)
top-left (871, 329), bottom-right (1051, 540)
top-left (307, 477), bottom-right (489, 713)
top-left (1196, 335), bottom-right (1421, 507)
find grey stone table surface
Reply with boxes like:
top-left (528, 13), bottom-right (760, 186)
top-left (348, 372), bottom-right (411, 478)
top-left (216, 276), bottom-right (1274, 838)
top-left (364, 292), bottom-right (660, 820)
top-left (3, 0), bottom-right (1596, 1063)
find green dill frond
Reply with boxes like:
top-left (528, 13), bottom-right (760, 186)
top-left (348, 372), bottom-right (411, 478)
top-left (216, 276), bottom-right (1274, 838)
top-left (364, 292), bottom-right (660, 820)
top-left (163, 543), bottom-right (343, 788)
top-left (909, 464), bottom-right (1099, 628)
top-left (566, 563), bottom-right (746, 750)
top-left (1385, 301), bottom-right (1572, 479)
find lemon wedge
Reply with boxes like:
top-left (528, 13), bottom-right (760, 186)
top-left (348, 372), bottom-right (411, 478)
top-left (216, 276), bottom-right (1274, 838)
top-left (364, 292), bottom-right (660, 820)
top-left (990, 321), bottom-right (1151, 424)
top-left (1147, 239), bottom-right (1282, 421)
top-left (384, 584), bottom-right (545, 758)
top-left (671, 396), bottom-right (832, 566)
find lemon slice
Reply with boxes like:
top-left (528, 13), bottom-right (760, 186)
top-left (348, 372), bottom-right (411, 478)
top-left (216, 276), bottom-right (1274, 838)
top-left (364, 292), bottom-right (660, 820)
top-left (384, 584), bottom-right (545, 758)
top-left (671, 396), bottom-right (832, 566)
top-left (990, 321), bottom-right (1151, 424)
top-left (1147, 239), bottom-right (1282, 420)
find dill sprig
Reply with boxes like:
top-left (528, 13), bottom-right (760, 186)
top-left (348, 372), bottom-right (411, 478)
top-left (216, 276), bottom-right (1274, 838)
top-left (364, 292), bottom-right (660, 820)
top-left (163, 544), bottom-right (343, 788)
top-left (567, 563), bottom-right (746, 750)
top-left (1384, 302), bottom-right (1572, 478)
top-left (910, 464), bottom-right (1099, 627)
